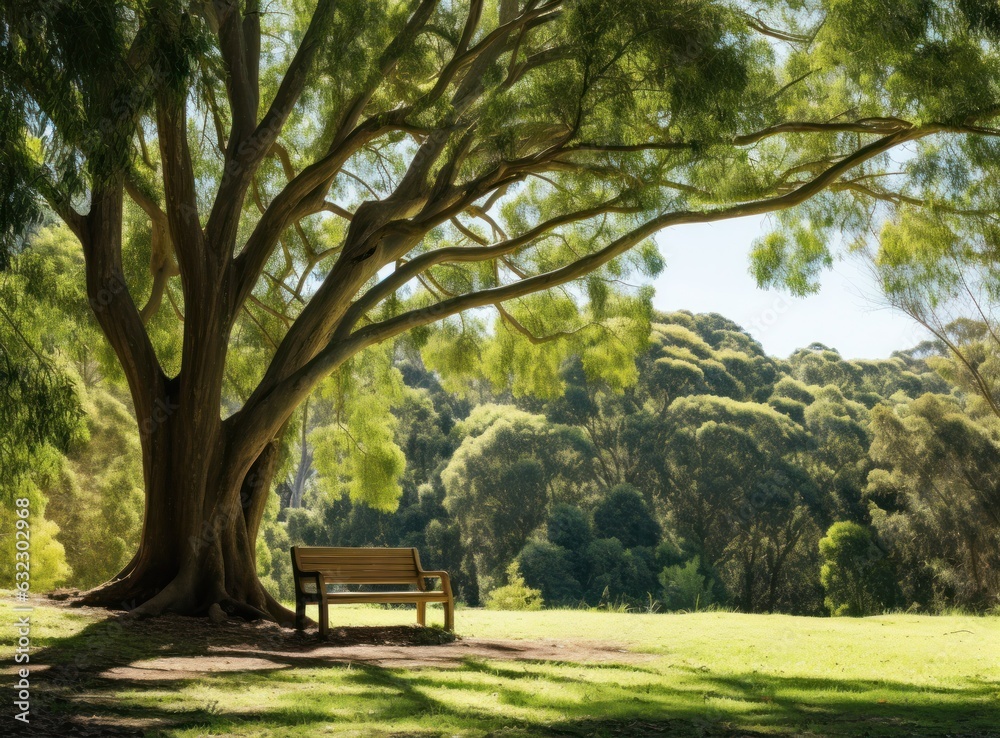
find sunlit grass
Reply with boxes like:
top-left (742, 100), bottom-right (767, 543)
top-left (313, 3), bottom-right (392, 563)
top-left (2, 596), bottom-right (998, 736)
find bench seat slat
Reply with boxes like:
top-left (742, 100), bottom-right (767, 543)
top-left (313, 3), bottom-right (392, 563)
top-left (323, 591), bottom-right (450, 603)
top-left (299, 587), bottom-right (447, 598)
top-left (298, 556), bottom-right (417, 564)
top-left (308, 570), bottom-right (421, 577)
top-left (297, 557), bottom-right (418, 565)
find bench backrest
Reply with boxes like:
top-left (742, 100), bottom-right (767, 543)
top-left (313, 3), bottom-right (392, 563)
top-left (291, 546), bottom-right (423, 586)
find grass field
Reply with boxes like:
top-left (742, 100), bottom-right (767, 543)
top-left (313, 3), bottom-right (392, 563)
top-left (2, 596), bottom-right (999, 737)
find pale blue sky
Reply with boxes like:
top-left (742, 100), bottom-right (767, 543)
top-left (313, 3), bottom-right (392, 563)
top-left (650, 215), bottom-right (929, 360)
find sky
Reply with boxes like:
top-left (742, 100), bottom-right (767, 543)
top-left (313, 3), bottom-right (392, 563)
top-left (650, 215), bottom-right (930, 361)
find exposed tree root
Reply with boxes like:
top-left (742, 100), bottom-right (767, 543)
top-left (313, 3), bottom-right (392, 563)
top-left (77, 572), bottom-right (164, 612)
top-left (219, 598), bottom-right (269, 621)
top-left (76, 567), bottom-right (305, 628)
top-left (262, 587), bottom-right (304, 628)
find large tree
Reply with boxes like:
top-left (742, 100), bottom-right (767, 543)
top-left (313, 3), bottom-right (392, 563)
top-left (1, 0), bottom-right (996, 621)
top-left (867, 395), bottom-right (1000, 608)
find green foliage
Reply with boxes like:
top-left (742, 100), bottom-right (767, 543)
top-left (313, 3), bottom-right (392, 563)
top-left (43, 379), bottom-right (144, 588)
top-left (658, 389), bottom-right (823, 613)
top-left (747, 0), bottom-right (1000, 319)
top-left (0, 475), bottom-right (72, 591)
top-left (484, 562), bottom-right (543, 611)
top-left (592, 485), bottom-right (661, 549)
top-left (423, 518), bottom-right (470, 599)
top-left (442, 404), bottom-right (593, 591)
top-left (866, 396), bottom-right (1000, 609)
top-left (660, 557), bottom-right (715, 612)
top-left (546, 504), bottom-right (592, 553)
top-left (0, 278), bottom-right (83, 489)
top-left (257, 492), bottom-right (294, 602)
top-left (750, 227), bottom-right (832, 297)
top-left (819, 522), bottom-right (898, 617)
top-left (310, 346), bottom-right (409, 512)
top-left (583, 537), bottom-right (659, 606)
top-left (517, 542), bottom-right (583, 607)
top-left (253, 307), bottom-right (974, 617)
top-left (0, 225), bottom-right (91, 592)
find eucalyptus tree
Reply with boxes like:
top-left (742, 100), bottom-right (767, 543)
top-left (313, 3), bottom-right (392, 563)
top-left (877, 243), bottom-right (1000, 421)
top-left (441, 404), bottom-right (592, 590)
top-left (749, 5), bottom-right (1000, 421)
top-left (867, 395), bottom-right (1000, 608)
top-left (2, 0), bottom-right (996, 621)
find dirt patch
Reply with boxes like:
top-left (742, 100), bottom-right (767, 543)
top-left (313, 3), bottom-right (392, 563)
top-left (38, 596), bottom-right (653, 681)
top-left (99, 637), bottom-right (652, 680)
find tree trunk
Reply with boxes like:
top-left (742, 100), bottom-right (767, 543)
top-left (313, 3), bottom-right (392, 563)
top-left (78, 383), bottom-right (295, 625)
top-left (72, 172), bottom-right (304, 623)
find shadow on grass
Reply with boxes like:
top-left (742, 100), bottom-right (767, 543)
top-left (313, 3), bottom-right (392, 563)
top-left (21, 610), bottom-right (1000, 738)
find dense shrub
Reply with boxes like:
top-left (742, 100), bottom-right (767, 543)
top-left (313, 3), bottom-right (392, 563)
top-left (485, 563), bottom-right (543, 611)
top-left (547, 504), bottom-right (592, 552)
top-left (592, 485), bottom-right (661, 549)
top-left (518, 541), bottom-right (583, 606)
top-left (819, 522), bottom-right (897, 616)
top-left (583, 537), bottom-right (658, 605)
top-left (660, 557), bottom-right (715, 611)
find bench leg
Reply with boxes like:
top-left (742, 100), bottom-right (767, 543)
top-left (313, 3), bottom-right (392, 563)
top-left (295, 596), bottom-right (306, 631)
top-left (318, 599), bottom-right (329, 639)
top-left (444, 598), bottom-right (454, 632)
top-left (416, 602), bottom-right (426, 627)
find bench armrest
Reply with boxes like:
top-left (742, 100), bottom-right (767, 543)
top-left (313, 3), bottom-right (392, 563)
top-left (294, 570), bottom-right (325, 597)
top-left (418, 570), bottom-right (452, 595)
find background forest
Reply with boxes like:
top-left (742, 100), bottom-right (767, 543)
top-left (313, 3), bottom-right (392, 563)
top-left (4, 221), bottom-right (998, 619)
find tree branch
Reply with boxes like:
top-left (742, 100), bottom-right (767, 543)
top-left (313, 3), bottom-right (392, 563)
top-left (235, 127), bottom-right (935, 444)
top-left (213, 0), bottom-right (259, 148)
top-left (341, 201), bottom-right (638, 326)
top-left (155, 91), bottom-right (206, 281)
top-left (80, 181), bottom-right (165, 430)
top-left (125, 175), bottom-right (179, 324)
top-left (733, 119), bottom-right (914, 146)
top-left (207, 0), bottom-right (336, 249)
top-left (495, 302), bottom-right (588, 344)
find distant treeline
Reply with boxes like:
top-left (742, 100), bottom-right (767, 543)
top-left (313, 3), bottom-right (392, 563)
top-left (259, 310), bottom-right (1000, 616)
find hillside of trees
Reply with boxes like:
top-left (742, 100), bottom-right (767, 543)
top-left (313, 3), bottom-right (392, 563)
top-left (261, 310), bottom-right (1000, 615)
top-left (4, 226), bottom-right (997, 616)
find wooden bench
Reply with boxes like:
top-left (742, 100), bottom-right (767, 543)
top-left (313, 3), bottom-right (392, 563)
top-left (291, 546), bottom-right (454, 637)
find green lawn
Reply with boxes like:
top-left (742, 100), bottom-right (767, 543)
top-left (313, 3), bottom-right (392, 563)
top-left (2, 596), bottom-right (998, 737)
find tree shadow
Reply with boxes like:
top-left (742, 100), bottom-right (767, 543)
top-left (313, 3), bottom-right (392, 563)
top-left (20, 611), bottom-right (1000, 738)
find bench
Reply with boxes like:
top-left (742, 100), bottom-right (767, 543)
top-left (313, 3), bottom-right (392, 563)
top-left (291, 546), bottom-right (454, 637)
